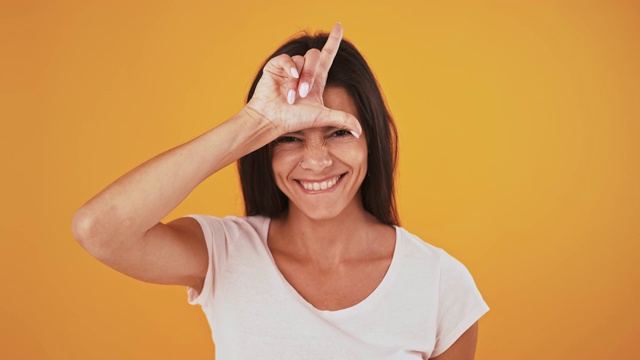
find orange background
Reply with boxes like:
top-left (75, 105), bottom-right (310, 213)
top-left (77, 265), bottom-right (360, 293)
top-left (1, 1), bottom-right (639, 359)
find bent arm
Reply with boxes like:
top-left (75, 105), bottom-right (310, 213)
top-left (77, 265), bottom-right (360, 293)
top-left (71, 23), bottom-right (355, 291)
top-left (71, 108), bottom-right (274, 288)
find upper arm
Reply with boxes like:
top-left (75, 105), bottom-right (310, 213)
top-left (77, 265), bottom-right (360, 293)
top-left (80, 217), bottom-right (208, 292)
top-left (430, 322), bottom-right (479, 360)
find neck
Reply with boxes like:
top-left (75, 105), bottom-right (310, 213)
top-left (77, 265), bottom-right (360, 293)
top-left (272, 199), bottom-right (378, 266)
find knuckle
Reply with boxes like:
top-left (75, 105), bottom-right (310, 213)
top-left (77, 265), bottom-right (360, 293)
top-left (305, 48), bottom-right (321, 58)
top-left (264, 55), bottom-right (283, 69)
top-left (270, 54), bottom-right (292, 67)
top-left (300, 69), bottom-right (315, 79)
top-left (323, 47), bottom-right (336, 57)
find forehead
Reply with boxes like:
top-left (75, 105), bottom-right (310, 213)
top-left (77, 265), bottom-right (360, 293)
top-left (323, 87), bottom-right (358, 118)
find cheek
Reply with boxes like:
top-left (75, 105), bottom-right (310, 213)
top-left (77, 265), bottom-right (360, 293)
top-left (271, 148), bottom-right (300, 180)
top-left (330, 141), bottom-right (368, 171)
top-left (272, 150), bottom-right (298, 165)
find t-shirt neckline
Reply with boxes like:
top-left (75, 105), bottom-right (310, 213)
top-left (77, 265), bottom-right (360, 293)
top-left (259, 217), bottom-right (401, 319)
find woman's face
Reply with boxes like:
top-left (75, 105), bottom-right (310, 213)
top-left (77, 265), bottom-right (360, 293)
top-left (271, 87), bottom-right (368, 220)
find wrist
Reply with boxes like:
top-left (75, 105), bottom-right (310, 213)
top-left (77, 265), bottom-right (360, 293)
top-left (238, 104), bottom-right (281, 140)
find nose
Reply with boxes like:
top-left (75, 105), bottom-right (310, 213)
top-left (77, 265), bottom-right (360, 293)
top-left (300, 141), bottom-right (332, 172)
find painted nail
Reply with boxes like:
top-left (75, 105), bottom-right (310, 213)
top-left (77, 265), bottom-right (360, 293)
top-left (287, 89), bottom-right (295, 104)
top-left (350, 130), bottom-right (360, 139)
top-left (299, 83), bottom-right (309, 98)
top-left (290, 67), bottom-right (299, 79)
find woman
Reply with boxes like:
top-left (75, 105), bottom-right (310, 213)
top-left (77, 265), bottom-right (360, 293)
top-left (72, 23), bottom-right (489, 359)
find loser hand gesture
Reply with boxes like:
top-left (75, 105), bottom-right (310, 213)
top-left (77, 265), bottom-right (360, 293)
top-left (245, 23), bottom-right (362, 138)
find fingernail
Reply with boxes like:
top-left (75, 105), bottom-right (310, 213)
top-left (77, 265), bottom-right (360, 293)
top-left (350, 130), bottom-right (360, 139)
top-left (287, 89), bottom-right (295, 104)
top-left (299, 83), bottom-right (309, 98)
top-left (290, 67), bottom-right (299, 79)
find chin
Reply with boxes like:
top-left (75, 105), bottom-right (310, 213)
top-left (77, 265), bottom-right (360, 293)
top-left (296, 206), bottom-right (344, 222)
top-left (289, 196), bottom-right (360, 222)
top-left (308, 212), bottom-right (343, 222)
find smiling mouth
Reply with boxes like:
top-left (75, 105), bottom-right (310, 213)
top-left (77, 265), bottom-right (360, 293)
top-left (296, 173), bottom-right (346, 191)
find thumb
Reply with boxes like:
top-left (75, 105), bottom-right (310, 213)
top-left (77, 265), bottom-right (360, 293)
top-left (325, 108), bottom-right (363, 139)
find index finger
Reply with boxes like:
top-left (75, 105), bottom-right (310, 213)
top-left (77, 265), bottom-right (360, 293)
top-left (315, 23), bottom-right (344, 87)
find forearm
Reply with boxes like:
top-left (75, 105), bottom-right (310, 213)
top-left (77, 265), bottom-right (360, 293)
top-left (72, 108), bottom-right (275, 245)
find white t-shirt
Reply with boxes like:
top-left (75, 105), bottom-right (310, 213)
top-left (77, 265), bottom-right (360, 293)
top-left (186, 215), bottom-right (489, 359)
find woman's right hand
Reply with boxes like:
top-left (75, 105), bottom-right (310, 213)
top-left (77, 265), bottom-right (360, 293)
top-left (244, 23), bottom-right (362, 139)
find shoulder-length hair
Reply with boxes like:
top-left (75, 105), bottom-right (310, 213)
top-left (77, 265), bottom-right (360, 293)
top-left (238, 31), bottom-right (399, 226)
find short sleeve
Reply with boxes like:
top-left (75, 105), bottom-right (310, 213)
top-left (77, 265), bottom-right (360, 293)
top-left (431, 249), bottom-right (490, 357)
top-left (185, 215), bottom-right (226, 307)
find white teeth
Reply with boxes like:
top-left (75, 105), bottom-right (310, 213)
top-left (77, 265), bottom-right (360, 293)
top-left (299, 175), bottom-right (341, 191)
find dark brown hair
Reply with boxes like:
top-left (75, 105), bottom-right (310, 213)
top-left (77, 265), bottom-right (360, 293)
top-left (238, 31), bottom-right (399, 226)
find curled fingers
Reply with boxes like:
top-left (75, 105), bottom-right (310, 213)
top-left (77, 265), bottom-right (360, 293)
top-left (263, 54), bottom-right (302, 104)
top-left (297, 48), bottom-right (321, 98)
top-left (291, 55), bottom-right (305, 83)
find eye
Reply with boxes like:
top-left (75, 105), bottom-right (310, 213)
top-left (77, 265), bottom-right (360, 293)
top-left (275, 136), bottom-right (301, 143)
top-left (330, 129), bottom-right (352, 138)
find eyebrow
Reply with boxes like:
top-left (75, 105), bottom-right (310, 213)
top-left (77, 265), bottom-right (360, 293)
top-left (286, 127), bottom-right (339, 136)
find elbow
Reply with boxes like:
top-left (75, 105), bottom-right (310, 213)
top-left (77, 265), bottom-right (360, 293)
top-left (72, 207), bottom-right (93, 244)
top-left (71, 207), bottom-right (109, 256)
